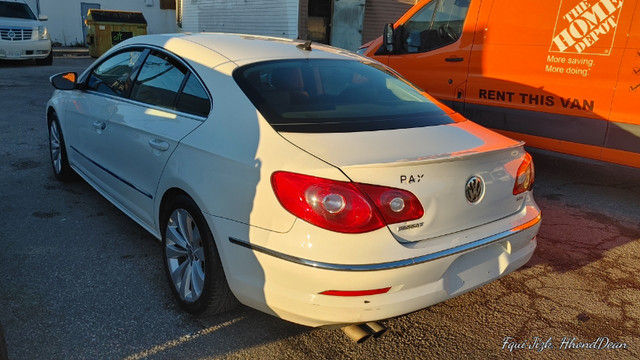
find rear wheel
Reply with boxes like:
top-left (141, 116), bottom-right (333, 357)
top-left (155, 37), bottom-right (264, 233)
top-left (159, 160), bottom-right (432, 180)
top-left (162, 195), bottom-right (237, 314)
top-left (48, 114), bottom-right (75, 181)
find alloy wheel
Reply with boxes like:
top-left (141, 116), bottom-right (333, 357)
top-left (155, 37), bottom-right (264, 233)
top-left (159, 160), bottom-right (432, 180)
top-left (164, 208), bottom-right (206, 302)
top-left (49, 121), bottom-right (62, 175)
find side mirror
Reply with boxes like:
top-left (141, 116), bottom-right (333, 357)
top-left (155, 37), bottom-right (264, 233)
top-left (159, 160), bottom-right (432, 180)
top-left (38, 15), bottom-right (48, 21)
top-left (383, 23), bottom-right (395, 53)
top-left (50, 72), bottom-right (77, 90)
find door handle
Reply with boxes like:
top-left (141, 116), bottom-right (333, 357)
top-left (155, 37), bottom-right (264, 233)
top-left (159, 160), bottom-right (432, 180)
top-left (445, 57), bottom-right (464, 62)
top-left (149, 139), bottom-right (170, 151)
top-left (92, 121), bottom-right (106, 130)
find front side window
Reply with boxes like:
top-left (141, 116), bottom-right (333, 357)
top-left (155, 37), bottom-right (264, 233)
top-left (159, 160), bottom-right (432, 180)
top-left (400, 0), bottom-right (471, 54)
top-left (0, 2), bottom-right (36, 20)
top-left (234, 59), bottom-right (453, 133)
top-left (129, 52), bottom-right (187, 110)
top-left (86, 50), bottom-right (143, 97)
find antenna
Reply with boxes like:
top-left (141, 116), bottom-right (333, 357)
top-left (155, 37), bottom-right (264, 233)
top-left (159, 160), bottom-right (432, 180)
top-left (296, 40), bottom-right (312, 51)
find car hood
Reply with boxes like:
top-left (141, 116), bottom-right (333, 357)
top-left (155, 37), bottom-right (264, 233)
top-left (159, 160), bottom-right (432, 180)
top-left (278, 120), bottom-right (528, 242)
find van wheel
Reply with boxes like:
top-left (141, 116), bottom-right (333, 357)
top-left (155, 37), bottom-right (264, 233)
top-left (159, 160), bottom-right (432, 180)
top-left (162, 195), bottom-right (237, 315)
top-left (36, 51), bottom-right (53, 66)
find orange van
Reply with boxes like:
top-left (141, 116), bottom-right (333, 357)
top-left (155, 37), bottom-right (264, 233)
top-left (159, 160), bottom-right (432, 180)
top-left (359, 0), bottom-right (640, 168)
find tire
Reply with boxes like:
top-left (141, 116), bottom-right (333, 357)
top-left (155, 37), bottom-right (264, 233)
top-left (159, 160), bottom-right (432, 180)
top-left (48, 114), bottom-right (75, 181)
top-left (162, 194), bottom-right (237, 315)
top-left (35, 51), bottom-right (53, 66)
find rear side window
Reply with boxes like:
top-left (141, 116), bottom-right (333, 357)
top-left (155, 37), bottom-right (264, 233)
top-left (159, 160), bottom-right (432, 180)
top-left (130, 52), bottom-right (187, 109)
top-left (234, 59), bottom-right (452, 133)
top-left (175, 74), bottom-right (210, 117)
top-left (86, 50), bottom-right (143, 97)
top-left (126, 51), bottom-right (211, 117)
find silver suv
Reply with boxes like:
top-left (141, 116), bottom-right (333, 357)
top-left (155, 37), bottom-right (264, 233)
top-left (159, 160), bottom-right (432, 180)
top-left (0, 0), bottom-right (51, 65)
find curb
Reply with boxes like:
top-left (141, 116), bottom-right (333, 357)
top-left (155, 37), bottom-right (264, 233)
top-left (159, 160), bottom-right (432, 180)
top-left (52, 48), bottom-right (91, 58)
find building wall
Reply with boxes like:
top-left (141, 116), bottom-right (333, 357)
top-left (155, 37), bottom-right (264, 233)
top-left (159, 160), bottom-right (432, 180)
top-left (297, 0), bottom-right (308, 41)
top-left (23, 0), bottom-right (39, 16)
top-left (180, 0), bottom-right (299, 39)
top-left (176, 0), bottom-right (415, 48)
top-left (38, 0), bottom-right (177, 46)
top-left (362, 0), bottom-right (416, 44)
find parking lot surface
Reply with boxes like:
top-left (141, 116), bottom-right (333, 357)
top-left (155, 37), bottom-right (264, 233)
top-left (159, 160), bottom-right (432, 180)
top-left (0, 57), bottom-right (638, 359)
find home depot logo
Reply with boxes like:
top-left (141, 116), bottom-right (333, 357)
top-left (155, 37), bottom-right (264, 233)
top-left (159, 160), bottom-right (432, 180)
top-left (549, 0), bottom-right (624, 55)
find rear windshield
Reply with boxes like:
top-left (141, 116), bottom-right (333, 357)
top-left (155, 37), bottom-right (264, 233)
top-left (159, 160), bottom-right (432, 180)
top-left (233, 59), bottom-right (454, 133)
top-left (0, 2), bottom-right (36, 20)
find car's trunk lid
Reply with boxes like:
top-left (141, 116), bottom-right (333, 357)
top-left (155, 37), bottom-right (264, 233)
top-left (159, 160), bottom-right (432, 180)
top-left (278, 121), bottom-right (528, 242)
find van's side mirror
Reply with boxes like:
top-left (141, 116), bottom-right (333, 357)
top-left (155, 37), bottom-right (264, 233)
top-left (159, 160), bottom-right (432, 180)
top-left (383, 23), bottom-right (395, 53)
top-left (50, 72), bottom-right (77, 90)
top-left (38, 15), bottom-right (48, 21)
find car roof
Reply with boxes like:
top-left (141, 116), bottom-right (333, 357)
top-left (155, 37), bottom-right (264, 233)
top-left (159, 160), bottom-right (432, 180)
top-left (119, 33), bottom-right (364, 67)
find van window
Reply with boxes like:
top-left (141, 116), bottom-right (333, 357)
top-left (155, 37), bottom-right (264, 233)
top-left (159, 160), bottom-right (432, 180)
top-left (400, 0), bottom-right (471, 54)
top-left (234, 59), bottom-right (453, 133)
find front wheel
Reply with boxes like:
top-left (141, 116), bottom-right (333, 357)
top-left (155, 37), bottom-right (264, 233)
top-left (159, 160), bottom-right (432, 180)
top-left (48, 114), bottom-right (75, 181)
top-left (162, 195), bottom-right (237, 315)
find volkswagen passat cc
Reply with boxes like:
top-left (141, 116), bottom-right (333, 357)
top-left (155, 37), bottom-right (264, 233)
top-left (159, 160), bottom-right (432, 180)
top-left (47, 33), bottom-right (541, 327)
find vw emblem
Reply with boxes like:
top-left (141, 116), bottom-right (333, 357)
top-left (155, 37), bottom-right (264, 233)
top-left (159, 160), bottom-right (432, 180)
top-left (465, 176), bottom-right (484, 203)
top-left (8, 30), bottom-right (16, 39)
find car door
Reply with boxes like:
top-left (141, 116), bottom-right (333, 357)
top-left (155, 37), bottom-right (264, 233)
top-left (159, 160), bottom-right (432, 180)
top-left (64, 49), bottom-right (144, 193)
top-left (387, 0), bottom-right (478, 112)
top-left (101, 49), bottom-right (210, 228)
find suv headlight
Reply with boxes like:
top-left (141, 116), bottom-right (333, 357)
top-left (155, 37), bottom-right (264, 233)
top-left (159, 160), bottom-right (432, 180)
top-left (38, 26), bottom-right (49, 40)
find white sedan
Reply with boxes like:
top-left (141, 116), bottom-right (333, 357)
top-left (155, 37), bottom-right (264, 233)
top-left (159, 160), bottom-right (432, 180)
top-left (47, 33), bottom-right (541, 328)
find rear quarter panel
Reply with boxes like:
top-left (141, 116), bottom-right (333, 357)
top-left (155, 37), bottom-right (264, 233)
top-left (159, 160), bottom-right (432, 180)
top-left (154, 65), bottom-right (347, 234)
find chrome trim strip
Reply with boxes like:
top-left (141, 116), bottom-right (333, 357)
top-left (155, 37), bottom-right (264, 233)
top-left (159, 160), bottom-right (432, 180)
top-left (70, 146), bottom-right (153, 199)
top-left (229, 215), bottom-right (541, 272)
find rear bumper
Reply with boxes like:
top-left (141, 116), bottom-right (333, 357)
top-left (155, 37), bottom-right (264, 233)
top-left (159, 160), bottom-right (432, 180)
top-left (230, 215), bottom-right (540, 272)
top-left (0, 39), bottom-right (51, 60)
top-left (209, 195), bottom-right (541, 327)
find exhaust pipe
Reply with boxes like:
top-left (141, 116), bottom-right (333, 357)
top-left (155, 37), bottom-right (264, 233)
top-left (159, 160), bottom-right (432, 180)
top-left (363, 322), bottom-right (387, 338)
top-left (341, 322), bottom-right (387, 343)
top-left (342, 324), bottom-right (371, 343)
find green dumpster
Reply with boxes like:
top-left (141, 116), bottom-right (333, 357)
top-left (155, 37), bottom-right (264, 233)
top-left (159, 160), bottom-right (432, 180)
top-left (85, 9), bottom-right (147, 58)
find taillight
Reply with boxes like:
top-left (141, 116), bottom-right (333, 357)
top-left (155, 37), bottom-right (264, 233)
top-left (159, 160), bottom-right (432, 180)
top-left (271, 171), bottom-right (424, 233)
top-left (513, 153), bottom-right (535, 195)
top-left (357, 184), bottom-right (424, 225)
